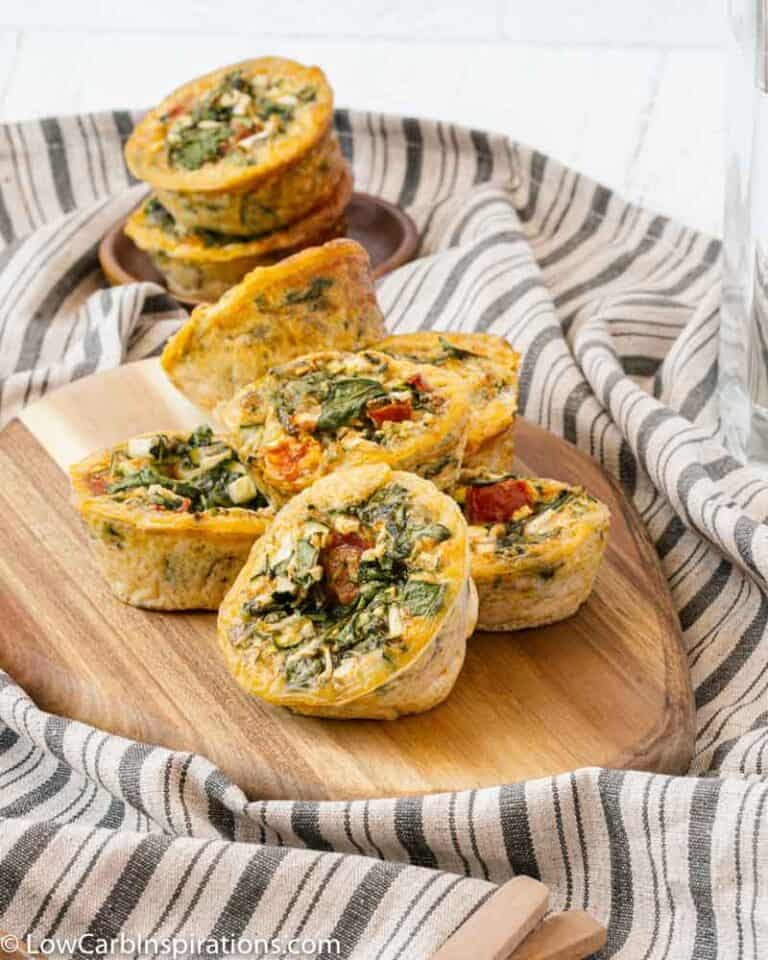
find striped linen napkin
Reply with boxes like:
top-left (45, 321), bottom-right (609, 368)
top-left (0, 109), bottom-right (766, 960)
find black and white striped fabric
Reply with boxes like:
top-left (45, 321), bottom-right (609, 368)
top-left (0, 108), bottom-right (765, 960)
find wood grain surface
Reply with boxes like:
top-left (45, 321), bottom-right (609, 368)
top-left (0, 358), bottom-right (694, 800)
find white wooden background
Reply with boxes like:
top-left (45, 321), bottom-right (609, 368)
top-left (0, 1), bottom-right (726, 235)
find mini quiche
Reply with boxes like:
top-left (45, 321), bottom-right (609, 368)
top-left (218, 464), bottom-right (477, 719)
top-left (125, 57), bottom-right (334, 194)
top-left (154, 130), bottom-right (346, 237)
top-left (161, 239), bottom-right (386, 412)
top-left (378, 332), bottom-right (520, 471)
top-left (70, 426), bottom-right (273, 610)
top-left (454, 472), bottom-right (610, 631)
top-left (125, 163), bottom-right (352, 301)
top-left (217, 349), bottom-right (472, 505)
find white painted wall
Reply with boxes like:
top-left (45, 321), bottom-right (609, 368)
top-left (0, 2), bottom-right (727, 234)
top-left (0, 1), bottom-right (725, 45)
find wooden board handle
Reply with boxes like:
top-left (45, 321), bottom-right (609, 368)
top-left (432, 876), bottom-right (548, 960)
top-left (509, 911), bottom-right (607, 959)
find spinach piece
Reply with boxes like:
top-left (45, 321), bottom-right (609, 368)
top-left (145, 198), bottom-right (175, 231)
top-left (107, 453), bottom-right (267, 513)
top-left (194, 228), bottom-right (237, 247)
top-left (413, 522), bottom-right (451, 544)
top-left (375, 521), bottom-right (450, 581)
top-left (167, 71), bottom-right (249, 170)
top-left (357, 559), bottom-right (393, 585)
top-left (173, 425), bottom-right (217, 468)
top-left (352, 484), bottom-right (412, 579)
top-left (165, 69), bottom-right (307, 171)
top-left (283, 277), bottom-right (334, 306)
top-left (316, 378), bottom-right (385, 431)
top-left (102, 523), bottom-right (124, 548)
top-left (241, 197), bottom-right (278, 230)
top-left (496, 489), bottom-right (574, 547)
top-left (272, 371), bottom-right (330, 433)
top-left (402, 580), bottom-right (445, 618)
top-left (257, 98), bottom-right (295, 122)
top-left (187, 425), bottom-right (214, 447)
top-left (285, 654), bottom-right (325, 688)
top-left (270, 584), bottom-right (296, 605)
top-left (193, 223), bottom-right (275, 247)
top-left (349, 484), bottom-right (450, 594)
top-left (436, 336), bottom-right (482, 362)
top-left (421, 457), bottom-right (452, 479)
top-left (226, 71), bottom-right (250, 93)
top-left (149, 489), bottom-right (187, 510)
top-left (107, 467), bottom-right (197, 499)
top-left (148, 434), bottom-right (172, 462)
top-left (331, 586), bottom-right (392, 653)
top-left (292, 539), bottom-right (320, 587)
top-left (354, 483), bottom-right (409, 526)
top-left (170, 124), bottom-right (232, 171)
top-left (541, 490), bottom-right (575, 513)
top-left (194, 459), bottom-right (267, 511)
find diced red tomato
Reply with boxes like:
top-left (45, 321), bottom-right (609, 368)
top-left (165, 99), bottom-right (190, 120)
top-left (465, 479), bottom-right (532, 524)
top-left (152, 497), bottom-right (191, 512)
top-left (367, 398), bottom-right (413, 426)
top-left (321, 531), bottom-right (370, 605)
top-left (234, 125), bottom-right (259, 142)
top-left (264, 438), bottom-right (316, 483)
top-left (87, 472), bottom-right (109, 495)
top-left (407, 373), bottom-right (430, 392)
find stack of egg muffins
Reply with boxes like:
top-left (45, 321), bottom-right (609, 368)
top-left (124, 57), bottom-right (351, 301)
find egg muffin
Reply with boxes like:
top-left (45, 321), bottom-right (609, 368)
top-left (161, 239), bottom-right (385, 412)
top-left (453, 472), bottom-right (610, 631)
top-left (217, 349), bottom-right (472, 505)
top-left (70, 426), bottom-right (273, 610)
top-left (154, 130), bottom-right (346, 237)
top-left (125, 57), bottom-right (334, 194)
top-left (378, 332), bottom-right (519, 471)
top-left (125, 163), bottom-right (352, 301)
top-left (218, 464), bottom-right (477, 719)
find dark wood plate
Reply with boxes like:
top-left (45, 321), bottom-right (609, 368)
top-left (98, 192), bottom-right (419, 307)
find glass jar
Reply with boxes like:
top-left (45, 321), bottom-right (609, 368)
top-left (720, 0), bottom-right (768, 463)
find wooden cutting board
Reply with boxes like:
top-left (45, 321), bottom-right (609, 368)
top-left (0, 359), bottom-right (694, 800)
